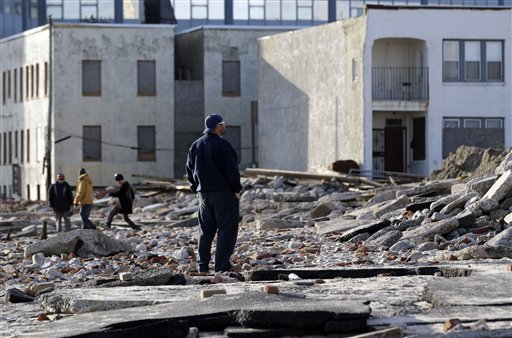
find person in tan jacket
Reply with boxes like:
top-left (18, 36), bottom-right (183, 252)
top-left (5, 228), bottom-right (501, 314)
top-left (74, 168), bottom-right (95, 229)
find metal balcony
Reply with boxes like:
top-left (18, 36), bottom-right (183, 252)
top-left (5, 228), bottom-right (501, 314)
top-left (372, 67), bottom-right (429, 101)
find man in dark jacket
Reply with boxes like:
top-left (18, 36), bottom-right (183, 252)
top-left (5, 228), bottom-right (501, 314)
top-left (48, 173), bottom-right (74, 232)
top-left (186, 113), bottom-right (242, 274)
top-left (105, 173), bottom-right (139, 230)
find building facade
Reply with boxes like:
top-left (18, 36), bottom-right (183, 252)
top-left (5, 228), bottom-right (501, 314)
top-left (0, 23), bottom-right (174, 199)
top-left (174, 26), bottom-right (295, 177)
top-left (258, 6), bottom-right (511, 176)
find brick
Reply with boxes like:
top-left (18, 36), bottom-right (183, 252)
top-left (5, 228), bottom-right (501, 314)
top-left (444, 318), bottom-right (461, 332)
top-left (201, 289), bottom-right (226, 298)
top-left (119, 272), bottom-right (133, 281)
top-left (262, 285), bottom-right (279, 294)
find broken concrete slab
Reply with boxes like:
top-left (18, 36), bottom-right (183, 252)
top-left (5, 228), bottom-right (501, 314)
top-left (315, 218), bottom-right (378, 236)
top-left (20, 292), bottom-right (371, 337)
top-left (24, 229), bottom-right (131, 258)
top-left (98, 269), bottom-right (186, 287)
top-left (422, 272), bottom-right (512, 307)
top-left (336, 220), bottom-right (392, 242)
top-left (482, 170), bottom-right (512, 202)
top-left (402, 217), bottom-right (460, 244)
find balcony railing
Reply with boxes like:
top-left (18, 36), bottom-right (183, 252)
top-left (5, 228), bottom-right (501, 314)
top-left (372, 67), bottom-right (429, 101)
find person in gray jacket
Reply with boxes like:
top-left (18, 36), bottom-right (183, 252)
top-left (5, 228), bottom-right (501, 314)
top-left (48, 173), bottom-right (73, 232)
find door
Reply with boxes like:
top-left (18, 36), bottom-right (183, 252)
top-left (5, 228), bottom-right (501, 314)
top-left (385, 127), bottom-right (406, 172)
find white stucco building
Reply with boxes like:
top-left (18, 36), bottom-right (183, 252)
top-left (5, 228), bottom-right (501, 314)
top-left (0, 23), bottom-right (174, 200)
top-left (258, 6), bottom-right (512, 176)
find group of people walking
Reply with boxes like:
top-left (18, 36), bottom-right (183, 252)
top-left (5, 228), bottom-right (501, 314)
top-left (48, 168), bottom-right (137, 231)
top-left (49, 112), bottom-right (241, 275)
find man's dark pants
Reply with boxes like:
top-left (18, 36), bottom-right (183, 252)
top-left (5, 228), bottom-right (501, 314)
top-left (107, 205), bottom-right (136, 228)
top-left (197, 191), bottom-right (239, 273)
top-left (80, 204), bottom-right (96, 229)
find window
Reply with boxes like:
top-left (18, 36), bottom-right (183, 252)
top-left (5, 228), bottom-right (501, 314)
top-left (137, 126), bottom-right (156, 161)
top-left (486, 119), bottom-right (503, 129)
top-left (443, 40), bottom-right (503, 82)
top-left (443, 119), bottom-right (460, 128)
top-left (443, 41), bottom-right (459, 81)
top-left (8, 131), bottom-right (12, 164)
top-left (30, 65), bottom-right (34, 98)
top-left (412, 117), bottom-right (425, 161)
top-left (465, 41), bottom-right (480, 81)
top-left (83, 126), bottom-right (101, 161)
top-left (137, 60), bottom-right (156, 96)
top-left (2, 72), bottom-right (6, 104)
top-left (36, 64), bottom-right (39, 97)
top-left (26, 129), bottom-right (30, 163)
top-left (486, 41), bottom-right (502, 81)
top-left (44, 62), bottom-right (48, 96)
top-left (82, 60), bottom-right (101, 96)
top-left (7, 70), bottom-right (11, 99)
top-left (464, 119), bottom-right (481, 128)
top-left (13, 69), bottom-right (17, 102)
top-left (222, 60), bottom-right (241, 96)
top-left (20, 130), bottom-right (24, 163)
top-left (19, 68), bottom-right (23, 102)
top-left (26, 66), bottom-right (29, 99)
top-left (14, 131), bottom-right (18, 159)
top-left (2, 133), bottom-right (6, 164)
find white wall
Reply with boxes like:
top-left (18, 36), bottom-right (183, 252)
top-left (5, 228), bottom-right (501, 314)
top-left (365, 8), bottom-right (512, 174)
top-left (0, 26), bottom-right (50, 200)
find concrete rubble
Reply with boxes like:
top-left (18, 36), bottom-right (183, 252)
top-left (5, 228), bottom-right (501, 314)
top-left (1, 146), bottom-right (512, 337)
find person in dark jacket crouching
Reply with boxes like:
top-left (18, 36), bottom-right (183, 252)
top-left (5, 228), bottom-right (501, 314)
top-left (186, 113), bottom-right (242, 274)
top-left (105, 173), bottom-right (139, 230)
top-left (48, 173), bottom-right (74, 232)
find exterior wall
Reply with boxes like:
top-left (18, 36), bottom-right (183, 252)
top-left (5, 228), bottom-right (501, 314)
top-left (258, 19), bottom-right (366, 171)
top-left (176, 27), bottom-right (295, 170)
top-left (0, 26), bottom-right (50, 200)
top-left (52, 24), bottom-right (175, 189)
top-left (174, 80), bottom-right (204, 178)
top-left (365, 8), bottom-right (512, 175)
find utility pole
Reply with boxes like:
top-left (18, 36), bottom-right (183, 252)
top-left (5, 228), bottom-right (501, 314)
top-left (45, 16), bottom-right (53, 192)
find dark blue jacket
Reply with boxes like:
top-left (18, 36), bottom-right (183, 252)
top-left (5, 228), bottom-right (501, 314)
top-left (186, 133), bottom-right (242, 194)
top-left (48, 181), bottom-right (73, 212)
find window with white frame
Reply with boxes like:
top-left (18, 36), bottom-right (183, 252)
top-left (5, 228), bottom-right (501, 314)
top-left (443, 40), bottom-right (504, 82)
top-left (443, 119), bottom-right (459, 128)
top-left (464, 119), bottom-right (481, 128)
top-left (485, 119), bottom-right (503, 129)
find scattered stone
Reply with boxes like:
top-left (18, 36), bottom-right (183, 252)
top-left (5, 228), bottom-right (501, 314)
top-left (262, 285), bottom-right (279, 294)
top-left (119, 272), bottom-right (133, 281)
top-left (5, 288), bottom-right (34, 303)
top-left (201, 289), bottom-right (227, 298)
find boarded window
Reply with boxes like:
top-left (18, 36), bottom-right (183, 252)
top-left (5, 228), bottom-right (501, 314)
top-left (82, 60), bottom-right (101, 96)
top-left (14, 130), bottom-right (18, 159)
top-left (83, 126), bottom-right (102, 161)
top-left (20, 130), bottom-right (24, 163)
top-left (14, 69), bottom-right (17, 102)
top-left (26, 129), bottom-right (30, 163)
top-left (137, 60), bottom-right (156, 96)
top-left (36, 64), bottom-right (39, 97)
top-left (8, 131), bottom-right (12, 164)
top-left (2, 132), bottom-right (6, 164)
top-left (30, 65), bottom-right (34, 98)
top-left (44, 62), bottom-right (48, 96)
top-left (26, 66), bottom-right (29, 99)
top-left (137, 126), bottom-right (156, 161)
top-left (2, 72), bottom-right (6, 104)
top-left (19, 67), bottom-right (23, 101)
top-left (222, 60), bottom-right (241, 96)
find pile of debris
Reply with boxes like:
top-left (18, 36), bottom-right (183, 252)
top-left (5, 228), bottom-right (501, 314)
top-left (1, 146), bottom-right (512, 337)
top-left (428, 145), bottom-right (507, 180)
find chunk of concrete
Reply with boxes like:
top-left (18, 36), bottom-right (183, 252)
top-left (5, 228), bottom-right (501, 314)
top-left (24, 229), bottom-right (131, 258)
top-left (482, 170), bottom-right (512, 202)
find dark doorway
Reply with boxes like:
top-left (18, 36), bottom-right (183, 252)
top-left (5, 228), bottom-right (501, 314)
top-left (385, 127), bottom-right (406, 172)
